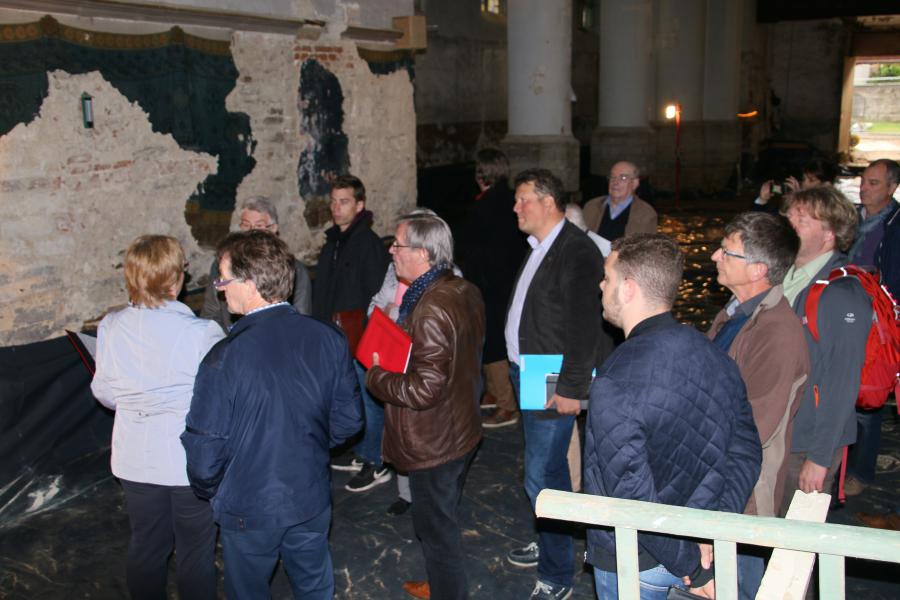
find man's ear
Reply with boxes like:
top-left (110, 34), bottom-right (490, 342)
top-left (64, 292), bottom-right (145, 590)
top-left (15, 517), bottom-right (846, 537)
top-left (355, 200), bottom-right (365, 215)
top-left (620, 278), bottom-right (637, 304)
top-left (751, 262), bottom-right (769, 284)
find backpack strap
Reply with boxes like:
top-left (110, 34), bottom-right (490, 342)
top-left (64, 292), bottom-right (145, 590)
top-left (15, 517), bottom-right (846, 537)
top-left (803, 267), bottom-right (854, 342)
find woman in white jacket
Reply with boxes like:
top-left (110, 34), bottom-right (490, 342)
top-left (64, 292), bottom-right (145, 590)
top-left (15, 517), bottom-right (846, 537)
top-left (91, 235), bottom-right (224, 600)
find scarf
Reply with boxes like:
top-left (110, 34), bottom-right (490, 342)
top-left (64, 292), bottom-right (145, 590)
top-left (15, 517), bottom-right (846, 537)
top-left (397, 263), bottom-right (451, 325)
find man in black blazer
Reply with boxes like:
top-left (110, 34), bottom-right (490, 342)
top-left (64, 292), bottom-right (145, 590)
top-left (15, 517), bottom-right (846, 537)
top-left (503, 168), bottom-right (612, 600)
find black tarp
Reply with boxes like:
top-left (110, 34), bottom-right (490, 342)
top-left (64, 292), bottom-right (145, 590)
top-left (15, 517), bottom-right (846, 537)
top-left (0, 333), bottom-right (112, 527)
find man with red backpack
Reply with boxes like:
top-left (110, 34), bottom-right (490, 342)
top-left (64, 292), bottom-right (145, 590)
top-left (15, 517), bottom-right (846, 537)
top-left (779, 186), bottom-right (872, 517)
top-left (844, 159), bottom-right (900, 498)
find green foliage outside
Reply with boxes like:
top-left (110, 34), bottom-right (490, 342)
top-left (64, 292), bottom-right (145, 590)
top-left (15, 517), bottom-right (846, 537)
top-left (868, 122), bottom-right (900, 134)
top-left (872, 63), bottom-right (900, 78)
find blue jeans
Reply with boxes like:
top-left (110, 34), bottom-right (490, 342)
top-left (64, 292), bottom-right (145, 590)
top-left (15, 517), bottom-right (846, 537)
top-left (353, 360), bottom-right (384, 467)
top-left (594, 564), bottom-right (684, 600)
top-left (511, 363), bottom-right (577, 587)
top-left (847, 406), bottom-right (884, 484)
top-left (737, 547), bottom-right (766, 600)
top-left (220, 506), bottom-right (333, 600)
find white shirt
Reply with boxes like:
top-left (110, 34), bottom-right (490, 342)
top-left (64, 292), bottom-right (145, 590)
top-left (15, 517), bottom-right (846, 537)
top-left (505, 218), bottom-right (566, 366)
top-left (91, 300), bottom-right (224, 486)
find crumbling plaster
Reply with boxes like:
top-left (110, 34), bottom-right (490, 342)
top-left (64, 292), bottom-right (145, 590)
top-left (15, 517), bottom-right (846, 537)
top-left (0, 30), bottom-right (416, 347)
top-left (228, 32), bottom-right (416, 264)
top-left (0, 70), bottom-right (216, 346)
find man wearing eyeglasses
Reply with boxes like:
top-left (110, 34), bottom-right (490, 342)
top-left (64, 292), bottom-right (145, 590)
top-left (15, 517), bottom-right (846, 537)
top-left (183, 230), bottom-right (363, 600)
top-left (706, 212), bottom-right (810, 600)
top-left (201, 196), bottom-right (311, 331)
top-left (582, 161), bottom-right (658, 241)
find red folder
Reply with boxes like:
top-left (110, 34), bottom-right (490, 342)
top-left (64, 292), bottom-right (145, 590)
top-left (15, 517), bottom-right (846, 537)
top-left (354, 307), bottom-right (412, 373)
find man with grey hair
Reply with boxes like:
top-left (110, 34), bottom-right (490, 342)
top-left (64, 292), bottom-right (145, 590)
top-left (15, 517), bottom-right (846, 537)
top-left (201, 197), bottom-right (311, 331)
top-left (582, 160), bottom-right (658, 241)
top-left (365, 213), bottom-right (485, 600)
top-left (706, 212), bottom-right (810, 599)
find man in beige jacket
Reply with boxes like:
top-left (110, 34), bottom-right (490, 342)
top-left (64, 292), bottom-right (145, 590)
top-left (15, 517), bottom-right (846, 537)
top-left (584, 161), bottom-right (658, 242)
top-left (583, 161), bottom-right (658, 240)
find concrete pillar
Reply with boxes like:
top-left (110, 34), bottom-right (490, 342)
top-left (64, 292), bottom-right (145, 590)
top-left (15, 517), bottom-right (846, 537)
top-left (655, 0), bottom-right (706, 120)
top-left (653, 0), bottom-right (706, 191)
top-left (501, 0), bottom-right (579, 191)
top-left (703, 0), bottom-right (742, 120)
top-left (590, 0), bottom-right (655, 178)
top-left (701, 0), bottom-right (743, 189)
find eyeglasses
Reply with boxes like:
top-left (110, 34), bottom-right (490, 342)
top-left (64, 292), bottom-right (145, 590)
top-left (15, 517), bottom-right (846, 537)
top-left (239, 221), bottom-right (276, 231)
top-left (213, 277), bottom-right (244, 289)
top-left (390, 241), bottom-right (416, 250)
top-left (719, 246), bottom-right (749, 260)
top-left (609, 174), bottom-right (635, 183)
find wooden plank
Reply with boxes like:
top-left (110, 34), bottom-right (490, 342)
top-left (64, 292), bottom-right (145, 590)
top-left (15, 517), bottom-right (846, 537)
top-left (818, 554), bottom-right (845, 600)
top-left (614, 527), bottom-right (641, 600)
top-left (757, 491), bottom-right (831, 599)
top-left (534, 489), bottom-right (900, 564)
top-left (713, 539), bottom-right (738, 600)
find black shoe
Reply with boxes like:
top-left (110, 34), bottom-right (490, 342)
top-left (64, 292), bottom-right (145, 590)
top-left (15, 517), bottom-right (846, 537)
top-left (387, 497), bottom-right (411, 516)
top-left (345, 463), bottom-right (392, 492)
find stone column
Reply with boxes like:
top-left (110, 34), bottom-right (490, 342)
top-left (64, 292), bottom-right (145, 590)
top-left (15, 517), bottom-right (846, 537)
top-left (590, 0), bottom-right (655, 179)
top-left (701, 0), bottom-right (743, 188)
top-left (501, 0), bottom-right (580, 191)
top-left (654, 0), bottom-right (707, 190)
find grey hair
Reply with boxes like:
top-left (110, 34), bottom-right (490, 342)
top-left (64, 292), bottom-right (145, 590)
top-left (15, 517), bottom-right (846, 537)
top-left (400, 212), bottom-right (454, 266)
top-left (724, 212), bottom-right (799, 286)
top-left (241, 196), bottom-right (279, 225)
top-left (869, 159), bottom-right (900, 186)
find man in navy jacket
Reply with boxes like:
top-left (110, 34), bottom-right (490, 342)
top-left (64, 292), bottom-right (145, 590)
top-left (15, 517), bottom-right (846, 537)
top-left (585, 234), bottom-right (761, 599)
top-left (182, 230), bottom-right (363, 600)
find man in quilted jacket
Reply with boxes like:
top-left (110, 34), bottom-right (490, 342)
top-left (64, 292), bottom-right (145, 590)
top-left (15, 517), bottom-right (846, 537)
top-left (585, 233), bottom-right (762, 600)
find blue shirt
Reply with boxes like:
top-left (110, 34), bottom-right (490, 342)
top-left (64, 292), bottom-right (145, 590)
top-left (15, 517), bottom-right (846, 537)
top-left (607, 195), bottom-right (634, 220)
top-left (505, 217), bottom-right (566, 365)
top-left (91, 300), bottom-right (224, 486)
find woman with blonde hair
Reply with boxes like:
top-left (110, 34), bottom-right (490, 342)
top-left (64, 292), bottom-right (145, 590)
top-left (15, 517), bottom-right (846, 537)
top-left (91, 235), bottom-right (224, 600)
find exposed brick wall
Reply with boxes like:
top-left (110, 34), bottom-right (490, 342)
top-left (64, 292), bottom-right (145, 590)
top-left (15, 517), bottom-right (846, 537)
top-left (0, 33), bottom-right (417, 346)
top-left (0, 70), bottom-right (216, 345)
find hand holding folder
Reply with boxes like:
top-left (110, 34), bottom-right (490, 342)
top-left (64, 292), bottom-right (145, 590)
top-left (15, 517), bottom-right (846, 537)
top-left (354, 307), bottom-right (412, 373)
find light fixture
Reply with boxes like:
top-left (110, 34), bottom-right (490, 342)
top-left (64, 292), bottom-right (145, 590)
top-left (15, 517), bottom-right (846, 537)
top-left (665, 104), bottom-right (678, 120)
top-left (81, 92), bottom-right (93, 129)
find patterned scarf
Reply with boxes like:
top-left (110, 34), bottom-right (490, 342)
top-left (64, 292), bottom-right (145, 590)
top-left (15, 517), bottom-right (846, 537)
top-left (397, 263), bottom-right (451, 325)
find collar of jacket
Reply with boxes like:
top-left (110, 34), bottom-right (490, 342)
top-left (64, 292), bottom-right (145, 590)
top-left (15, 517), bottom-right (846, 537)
top-left (228, 303), bottom-right (293, 336)
top-left (628, 311), bottom-right (677, 339)
top-left (326, 209), bottom-right (374, 242)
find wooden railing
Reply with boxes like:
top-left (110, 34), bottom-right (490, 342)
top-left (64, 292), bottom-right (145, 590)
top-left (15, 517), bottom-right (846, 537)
top-left (535, 489), bottom-right (900, 600)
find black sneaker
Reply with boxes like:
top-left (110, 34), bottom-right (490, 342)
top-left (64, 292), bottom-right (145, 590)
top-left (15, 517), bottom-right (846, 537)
top-left (331, 454), bottom-right (364, 472)
top-left (386, 497), bottom-right (411, 516)
top-left (529, 580), bottom-right (572, 600)
top-left (507, 542), bottom-right (539, 567)
top-left (345, 464), bottom-right (392, 492)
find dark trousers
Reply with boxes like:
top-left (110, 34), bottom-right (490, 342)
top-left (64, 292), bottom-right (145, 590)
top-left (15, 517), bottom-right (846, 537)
top-left (408, 447), bottom-right (477, 600)
top-left (120, 479), bottom-right (217, 600)
top-left (220, 505), bottom-right (333, 600)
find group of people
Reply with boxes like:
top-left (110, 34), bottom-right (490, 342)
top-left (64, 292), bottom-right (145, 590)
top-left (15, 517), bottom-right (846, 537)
top-left (89, 152), bottom-right (900, 600)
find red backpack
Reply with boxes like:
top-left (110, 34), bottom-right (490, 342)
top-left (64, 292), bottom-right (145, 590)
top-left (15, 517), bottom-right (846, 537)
top-left (803, 265), bottom-right (900, 411)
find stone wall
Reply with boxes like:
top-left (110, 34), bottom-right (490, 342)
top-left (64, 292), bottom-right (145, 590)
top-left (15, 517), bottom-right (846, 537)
top-left (0, 70), bottom-right (217, 345)
top-left (0, 22), bottom-right (416, 346)
top-left (853, 84), bottom-right (900, 122)
top-left (768, 19), bottom-right (849, 152)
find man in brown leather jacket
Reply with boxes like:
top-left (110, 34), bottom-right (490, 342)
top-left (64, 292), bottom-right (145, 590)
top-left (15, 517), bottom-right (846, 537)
top-left (366, 213), bottom-right (485, 600)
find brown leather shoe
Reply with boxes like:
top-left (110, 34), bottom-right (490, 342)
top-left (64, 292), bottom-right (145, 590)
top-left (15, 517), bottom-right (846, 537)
top-left (483, 408), bottom-right (519, 429)
top-left (843, 476), bottom-right (867, 497)
top-left (480, 392), bottom-right (497, 409)
top-left (403, 580), bottom-right (430, 599)
top-left (856, 511), bottom-right (900, 531)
